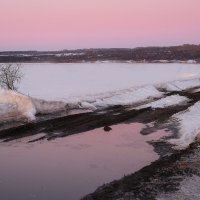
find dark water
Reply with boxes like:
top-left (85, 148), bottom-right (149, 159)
top-left (0, 123), bottom-right (167, 200)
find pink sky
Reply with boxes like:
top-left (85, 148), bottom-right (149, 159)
top-left (0, 0), bottom-right (200, 50)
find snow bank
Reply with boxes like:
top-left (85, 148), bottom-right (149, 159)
top-left (32, 98), bottom-right (68, 114)
top-left (187, 60), bottom-right (197, 64)
top-left (2, 62), bottom-right (200, 124)
top-left (90, 85), bottom-right (163, 108)
top-left (164, 79), bottom-right (200, 91)
top-left (0, 89), bottom-right (36, 121)
top-left (169, 101), bottom-right (200, 149)
top-left (0, 89), bottom-right (79, 122)
top-left (0, 104), bottom-right (17, 116)
top-left (136, 95), bottom-right (189, 109)
top-left (0, 79), bottom-right (198, 123)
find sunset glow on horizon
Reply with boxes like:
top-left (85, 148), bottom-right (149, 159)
top-left (0, 0), bottom-right (200, 51)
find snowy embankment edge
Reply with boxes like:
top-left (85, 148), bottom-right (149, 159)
top-left (1, 78), bottom-right (200, 149)
top-left (1, 78), bottom-right (200, 121)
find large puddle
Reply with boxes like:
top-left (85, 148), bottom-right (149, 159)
top-left (0, 123), bottom-right (167, 200)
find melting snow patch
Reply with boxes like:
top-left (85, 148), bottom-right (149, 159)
top-left (0, 89), bottom-right (36, 121)
top-left (169, 101), bottom-right (200, 149)
top-left (156, 175), bottom-right (200, 200)
top-left (80, 102), bottom-right (97, 110)
top-left (92, 85), bottom-right (163, 108)
top-left (164, 79), bottom-right (200, 91)
top-left (32, 98), bottom-right (68, 114)
top-left (136, 95), bottom-right (189, 110)
top-left (192, 88), bottom-right (200, 93)
top-left (0, 89), bottom-right (76, 122)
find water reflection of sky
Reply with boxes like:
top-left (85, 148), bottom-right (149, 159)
top-left (0, 123), bottom-right (167, 200)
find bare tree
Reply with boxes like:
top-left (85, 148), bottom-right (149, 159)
top-left (0, 63), bottom-right (23, 91)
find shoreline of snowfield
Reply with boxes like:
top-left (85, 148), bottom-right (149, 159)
top-left (1, 77), bottom-right (200, 149)
top-left (2, 78), bottom-right (200, 120)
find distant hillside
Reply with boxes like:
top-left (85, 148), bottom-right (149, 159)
top-left (0, 44), bottom-right (200, 63)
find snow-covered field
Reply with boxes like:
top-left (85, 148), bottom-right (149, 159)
top-left (17, 62), bottom-right (200, 109)
top-left (19, 63), bottom-right (200, 101)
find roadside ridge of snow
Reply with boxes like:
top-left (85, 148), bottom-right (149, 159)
top-left (169, 101), bottom-right (200, 149)
top-left (0, 89), bottom-right (36, 121)
top-left (90, 85), bottom-right (163, 108)
top-left (1, 77), bottom-right (200, 123)
top-left (136, 95), bottom-right (189, 109)
top-left (0, 89), bottom-right (78, 122)
top-left (32, 98), bottom-right (68, 114)
top-left (163, 79), bottom-right (200, 91)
